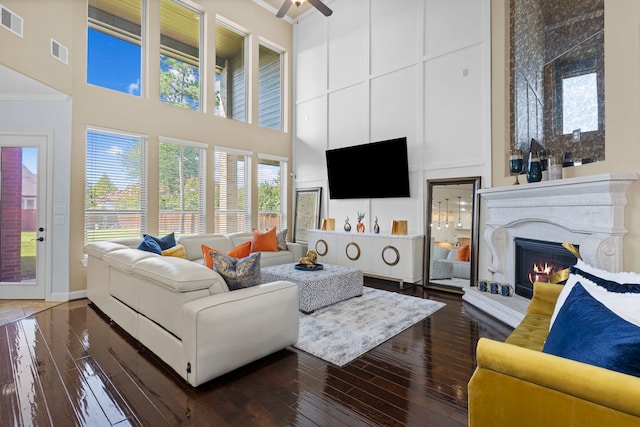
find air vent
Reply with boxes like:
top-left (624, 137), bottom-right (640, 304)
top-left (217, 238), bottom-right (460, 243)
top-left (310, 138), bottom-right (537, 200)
top-left (0, 4), bottom-right (23, 37)
top-left (51, 39), bottom-right (68, 64)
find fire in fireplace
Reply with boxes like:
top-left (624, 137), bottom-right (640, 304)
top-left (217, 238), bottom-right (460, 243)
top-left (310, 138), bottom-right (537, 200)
top-left (514, 238), bottom-right (579, 299)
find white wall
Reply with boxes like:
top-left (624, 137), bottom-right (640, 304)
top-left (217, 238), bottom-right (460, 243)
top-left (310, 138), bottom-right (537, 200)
top-left (293, 0), bottom-right (491, 240)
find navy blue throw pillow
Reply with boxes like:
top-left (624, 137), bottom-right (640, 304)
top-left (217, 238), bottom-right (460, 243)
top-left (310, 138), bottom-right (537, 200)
top-left (137, 235), bottom-right (162, 254)
top-left (543, 282), bottom-right (640, 378)
top-left (143, 232), bottom-right (176, 251)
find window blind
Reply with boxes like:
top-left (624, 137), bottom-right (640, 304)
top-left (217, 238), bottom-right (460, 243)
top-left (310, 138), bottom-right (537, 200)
top-left (85, 128), bottom-right (147, 244)
top-left (257, 155), bottom-right (287, 231)
top-left (159, 138), bottom-right (206, 236)
top-left (214, 148), bottom-right (251, 234)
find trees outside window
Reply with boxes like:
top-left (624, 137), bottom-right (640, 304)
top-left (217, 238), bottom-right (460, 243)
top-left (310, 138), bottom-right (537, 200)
top-left (160, 0), bottom-right (201, 110)
top-left (258, 156), bottom-right (287, 231)
top-left (159, 139), bottom-right (205, 235)
top-left (85, 128), bottom-right (147, 243)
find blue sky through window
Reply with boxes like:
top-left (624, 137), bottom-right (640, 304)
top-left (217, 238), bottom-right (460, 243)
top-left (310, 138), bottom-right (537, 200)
top-left (87, 28), bottom-right (141, 96)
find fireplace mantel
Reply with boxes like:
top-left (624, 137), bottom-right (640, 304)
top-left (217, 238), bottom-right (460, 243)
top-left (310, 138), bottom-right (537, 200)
top-left (465, 173), bottom-right (637, 327)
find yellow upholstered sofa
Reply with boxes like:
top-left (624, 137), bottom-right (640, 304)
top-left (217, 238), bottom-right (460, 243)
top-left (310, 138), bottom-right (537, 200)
top-left (468, 282), bottom-right (640, 426)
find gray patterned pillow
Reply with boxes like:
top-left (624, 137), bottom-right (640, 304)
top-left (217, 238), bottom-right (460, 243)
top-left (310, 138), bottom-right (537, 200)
top-left (211, 252), bottom-right (261, 291)
top-left (276, 229), bottom-right (288, 251)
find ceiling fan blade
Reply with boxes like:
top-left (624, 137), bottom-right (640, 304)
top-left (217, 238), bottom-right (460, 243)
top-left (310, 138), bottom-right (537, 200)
top-left (276, 0), bottom-right (292, 18)
top-left (307, 0), bottom-right (333, 16)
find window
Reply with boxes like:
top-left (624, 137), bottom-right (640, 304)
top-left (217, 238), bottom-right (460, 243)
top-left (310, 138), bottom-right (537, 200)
top-left (160, 0), bottom-right (201, 110)
top-left (85, 128), bottom-right (147, 244)
top-left (258, 42), bottom-right (283, 130)
top-left (258, 156), bottom-right (287, 231)
top-left (159, 138), bottom-right (206, 236)
top-left (214, 148), bottom-right (251, 233)
top-left (215, 20), bottom-right (247, 121)
top-left (562, 72), bottom-right (598, 134)
top-left (87, 0), bottom-right (143, 96)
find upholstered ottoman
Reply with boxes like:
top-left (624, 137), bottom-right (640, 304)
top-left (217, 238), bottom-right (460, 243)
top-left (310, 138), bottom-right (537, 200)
top-left (261, 263), bottom-right (363, 313)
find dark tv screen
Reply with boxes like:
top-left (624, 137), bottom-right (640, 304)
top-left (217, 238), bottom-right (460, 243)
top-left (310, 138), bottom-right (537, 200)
top-left (326, 137), bottom-right (410, 199)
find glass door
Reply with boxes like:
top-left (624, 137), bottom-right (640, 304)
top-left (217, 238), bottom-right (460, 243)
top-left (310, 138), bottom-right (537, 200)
top-left (0, 134), bottom-right (47, 299)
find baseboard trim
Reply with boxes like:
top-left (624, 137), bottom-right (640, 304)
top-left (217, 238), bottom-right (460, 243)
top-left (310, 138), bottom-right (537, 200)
top-left (50, 290), bottom-right (87, 302)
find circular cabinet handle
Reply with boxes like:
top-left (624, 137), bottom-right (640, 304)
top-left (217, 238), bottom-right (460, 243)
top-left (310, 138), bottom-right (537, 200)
top-left (382, 245), bottom-right (400, 266)
top-left (345, 242), bottom-right (361, 261)
top-left (315, 239), bottom-right (328, 256)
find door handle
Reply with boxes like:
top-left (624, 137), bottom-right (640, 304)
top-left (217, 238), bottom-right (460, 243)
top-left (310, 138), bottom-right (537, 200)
top-left (31, 237), bottom-right (44, 242)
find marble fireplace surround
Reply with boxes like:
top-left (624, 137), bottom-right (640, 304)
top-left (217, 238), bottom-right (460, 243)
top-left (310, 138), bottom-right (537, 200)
top-left (463, 173), bottom-right (638, 327)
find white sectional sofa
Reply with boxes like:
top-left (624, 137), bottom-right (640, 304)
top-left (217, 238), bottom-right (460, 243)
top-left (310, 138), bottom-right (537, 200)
top-left (84, 232), bottom-right (303, 387)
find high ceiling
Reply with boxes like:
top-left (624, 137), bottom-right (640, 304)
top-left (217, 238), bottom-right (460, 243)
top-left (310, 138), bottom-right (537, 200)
top-left (257, 0), bottom-right (314, 20)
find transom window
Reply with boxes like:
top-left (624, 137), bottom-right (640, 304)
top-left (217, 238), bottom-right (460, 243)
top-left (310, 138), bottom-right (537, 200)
top-left (87, 0), bottom-right (143, 96)
top-left (215, 20), bottom-right (247, 122)
top-left (258, 41), bottom-right (283, 130)
top-left (160, 0), bottom-right (202, 110)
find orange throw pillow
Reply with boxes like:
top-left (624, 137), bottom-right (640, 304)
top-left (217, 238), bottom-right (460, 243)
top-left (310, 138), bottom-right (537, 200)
top-left (201, 241), bottom-right (252, 269)
top-left (455, 244), bottom-right (470, 262)
top-left (252, 227), bottom-right (279, 252)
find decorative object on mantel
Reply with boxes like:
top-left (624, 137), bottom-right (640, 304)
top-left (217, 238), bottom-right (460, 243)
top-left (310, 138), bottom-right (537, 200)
top-left (321, 218), bottom-right (335, 231)
top-left (509, 148), bottom-right (524, 185)
top-left (373, 216), bottom-right (380, 234)
top-left (356, 212), bottom-right (365, 233)
top-left (526, 150), bottom-right (542, 183)
top-left (391, 220), bottom-right (408, 235)
top-left (344, 217), bottom-right (351, 232)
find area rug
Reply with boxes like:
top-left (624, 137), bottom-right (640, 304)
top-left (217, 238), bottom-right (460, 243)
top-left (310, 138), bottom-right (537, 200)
top-left (294, 287), bottom-right (445, 366)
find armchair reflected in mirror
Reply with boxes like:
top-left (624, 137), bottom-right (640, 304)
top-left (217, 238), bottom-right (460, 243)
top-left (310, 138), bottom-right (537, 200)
top-left (424, 177), bottom-right (480, 293)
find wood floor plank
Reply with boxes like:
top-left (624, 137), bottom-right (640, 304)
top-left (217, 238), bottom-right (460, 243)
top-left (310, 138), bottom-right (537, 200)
top-left (0, 277), bottom-right (513, 426)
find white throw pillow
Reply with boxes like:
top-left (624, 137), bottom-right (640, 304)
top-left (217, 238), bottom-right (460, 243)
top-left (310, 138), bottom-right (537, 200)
top-left (549, 259), bottom-right (640, 330)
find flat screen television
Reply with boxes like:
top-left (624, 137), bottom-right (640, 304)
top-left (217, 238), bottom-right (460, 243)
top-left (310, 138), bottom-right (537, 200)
top-left (325, 137), bottom-right (410, 199)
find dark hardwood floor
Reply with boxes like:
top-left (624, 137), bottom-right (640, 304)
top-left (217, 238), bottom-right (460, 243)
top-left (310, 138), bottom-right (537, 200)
top-left (0, 278), bottom-right (512, 426)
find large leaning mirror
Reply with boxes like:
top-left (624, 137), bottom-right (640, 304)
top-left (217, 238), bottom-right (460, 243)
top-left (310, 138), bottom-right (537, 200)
top-left (511, 0), bottom-right (604, 167)
top-left (424, 177), bottom-right (480, 293)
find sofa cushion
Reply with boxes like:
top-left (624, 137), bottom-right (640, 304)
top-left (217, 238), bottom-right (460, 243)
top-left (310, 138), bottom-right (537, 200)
top-left (177, 233), bottom-right (233, 261)
top-left (83, 241), bottom-right (129, 260)
top-left (455, 244), bottom-right (470, 261)
top-left (550, 260), bottom-right (640, 330)
top-left (104, 248), bottom-right (158, 273)
top-left (133, 256), bottom-right (223, 292)
top-left (252, 227), bottom-right (279, 252)
top-left (543, 282), bottom-right (640, 377)
top-left (260, 250), bottom-right (295, 267)
top-left (162, 244), bottom-right (186, 258)
top-left (144, 232), bottom-right (176, 250)
top-left (201, 241), bottom-right (251, 269)
top-left (211, 252), bottom-right (262, 291)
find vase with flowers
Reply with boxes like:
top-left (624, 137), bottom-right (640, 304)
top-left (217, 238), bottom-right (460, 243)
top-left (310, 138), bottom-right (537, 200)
top-left (356, 212), bottom-right (366, 233)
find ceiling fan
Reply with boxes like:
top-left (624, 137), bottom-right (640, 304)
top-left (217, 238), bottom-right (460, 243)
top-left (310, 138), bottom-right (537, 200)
top-left (276, 0), bottom-right (333, 18)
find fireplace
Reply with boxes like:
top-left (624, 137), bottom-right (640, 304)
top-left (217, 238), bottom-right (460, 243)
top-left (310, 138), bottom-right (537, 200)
top-left (466, 173), bottom-right (637, 328)
top-left (514, 238), bottom-right (578, 299)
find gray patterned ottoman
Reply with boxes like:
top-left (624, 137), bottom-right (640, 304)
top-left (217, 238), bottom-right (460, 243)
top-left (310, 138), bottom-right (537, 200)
top-left (261, 263), bottom-right (363, 313)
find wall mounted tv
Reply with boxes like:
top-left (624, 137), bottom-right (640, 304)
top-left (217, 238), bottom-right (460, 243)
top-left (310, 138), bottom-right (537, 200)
top-left (326, 137), bottom-right (411, 199)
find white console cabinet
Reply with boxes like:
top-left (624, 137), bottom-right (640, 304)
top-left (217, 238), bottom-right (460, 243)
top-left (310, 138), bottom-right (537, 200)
top-left (307, 230), bottom-right (424, 287)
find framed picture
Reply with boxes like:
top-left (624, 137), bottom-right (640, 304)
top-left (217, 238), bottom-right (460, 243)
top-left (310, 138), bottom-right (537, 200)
top-left (293, 187), bottom-right (322, 244)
